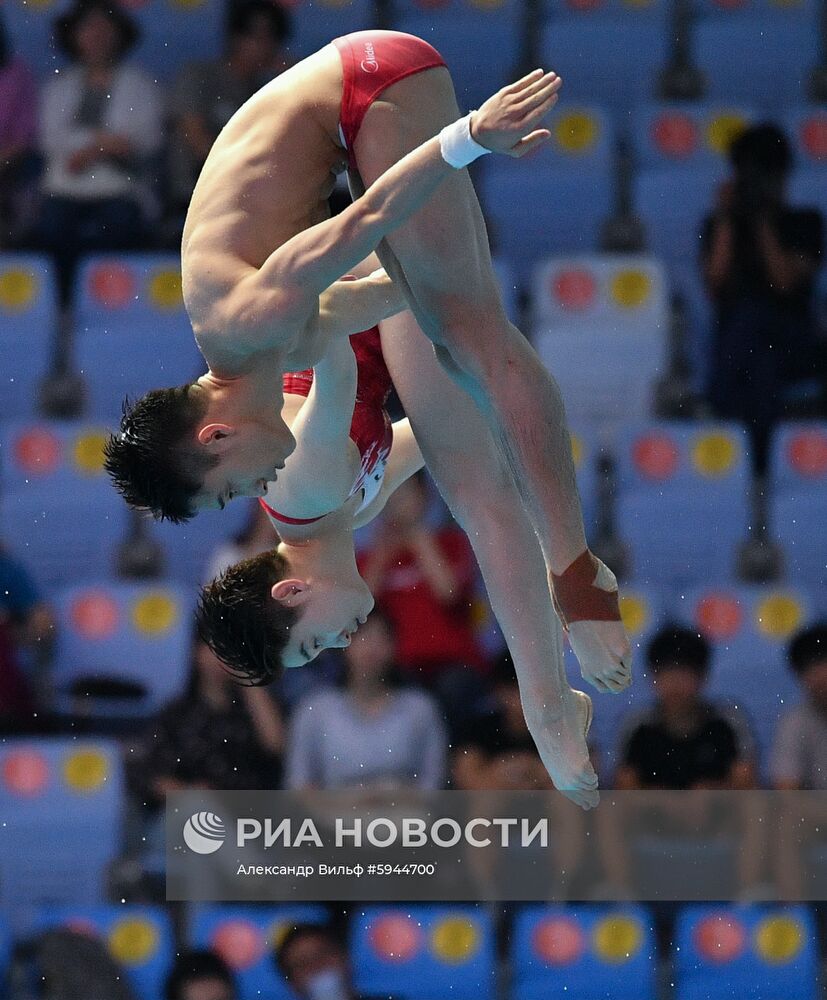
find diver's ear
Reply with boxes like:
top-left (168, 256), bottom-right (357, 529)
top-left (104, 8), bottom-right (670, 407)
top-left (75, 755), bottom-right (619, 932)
top-left (197, 423), bottom-right (234, 446)
top-left (271, 579), bottom-right (311, 607)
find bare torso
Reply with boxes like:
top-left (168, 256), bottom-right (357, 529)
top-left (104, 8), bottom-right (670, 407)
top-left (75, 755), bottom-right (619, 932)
top-left (181, 45), bottom-right (345, 371)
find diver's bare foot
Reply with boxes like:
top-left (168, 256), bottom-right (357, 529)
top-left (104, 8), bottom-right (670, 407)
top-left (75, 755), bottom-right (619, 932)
top-left (555, 556), bottom-right (633, 694)
top-left (530, 689), bottom-right (599, 810)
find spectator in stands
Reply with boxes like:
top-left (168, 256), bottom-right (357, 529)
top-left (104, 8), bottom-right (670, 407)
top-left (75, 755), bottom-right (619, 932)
top-left (772, 625), bottom-right (827, 896)
top-left (451, 652), bottom-right (553, 791)
top-left (359, 472), bottom-right (489, 732)
top-left (615, 626), bottom-right (756, 790)
top-left (772, 624), bottom-right (827, 790)
top-left (204, 500), bottom-right (275, 582)
top-left (30, 0), bottom-right (162, 302)
top-left (702, 123), bottom-right (824, 474)
top-left (0, 545), bottom-right (54, 729)
top-left (0, 14), bottom-right (38, 245)
top-left (166, 0), bottom-right (291, 227)
top-left (276, 923), bottom-right (390, 1000)
top-left (126, 635), bottom-right (283, 809)
top-left (165, 950), bottom-right (238, 1000)
top-left (285, 612), bottom-right (446, 791)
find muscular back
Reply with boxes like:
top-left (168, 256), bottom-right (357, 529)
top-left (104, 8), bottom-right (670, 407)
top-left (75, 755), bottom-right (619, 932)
top-left (181, 45), bottom-right (345, 350)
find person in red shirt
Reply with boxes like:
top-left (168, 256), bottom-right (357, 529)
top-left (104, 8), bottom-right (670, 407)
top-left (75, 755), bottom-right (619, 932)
top-left (359, 471), bottom-right (488, 725)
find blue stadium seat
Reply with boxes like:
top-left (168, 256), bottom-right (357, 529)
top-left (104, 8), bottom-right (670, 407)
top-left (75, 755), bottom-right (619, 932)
top-left (0, 740), bottom-right (123, 913)
top-left (788, 169), bottom-right (827, 221)
top-left (351, 905), bottom-right (496, 1000)
top-left (674, 905), bottom-right (818, 1000)
top-left (0, 255), bottom-right (58, 421)
top-left (633, 103), bottom-right (755, 169)
top-left (2, 0), bottom-right (65, 78)
top-left (768, 423), bottom-right (827, 589)
top-left (478, 107), bottom-right (614, 273)
top-left (30, 905), bottom-right (174, 1000)
top-left (512, 905), bottom-right (656, 1000)
top-left (668, 260), bottom-right (714, 395)
top-left (73, 254), bottom-right (204, 420)
top-left (672, 584), bottom-right (813, 762)
top-left (393, 10), bottom-right (522, 113)
top-left (784, 106), bottom-right (827, 171)
top-left (614, 422), bottom-right (751, 586)
top-left (188, 904), bottom-right (330, 1000)
top-left (148, 498), bottom-right (256, 587)
top-left (635, 165), bottom-right (723, 262)
top-left (52, 581), bottom-right (191, 715)
top-left (570, 424), bottom-right (600, 536)
top-left (133, 0), bottom-right (224, 81)
top-left (693, 19), bottom-right (817, 109)
top-left (693, 0), bottom-right (816, 17)
top-left (544, 0), bottom-right (667, 17)
top-left (287, 0), bottom-right (378, 60)
top-left (565, 583), bottom-right (661, 775)
top-left (540, 20), bottom-right (669, 110)
top-left (532, 255), bottom-right (668, 425)
top-left (0, 421), bottom-right (128, 587)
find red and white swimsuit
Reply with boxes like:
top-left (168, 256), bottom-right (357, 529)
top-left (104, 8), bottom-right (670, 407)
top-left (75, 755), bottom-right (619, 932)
top-left (260, 326), bottom-right (393, 526)
top-left (332, 31), bottom-right (446, 170)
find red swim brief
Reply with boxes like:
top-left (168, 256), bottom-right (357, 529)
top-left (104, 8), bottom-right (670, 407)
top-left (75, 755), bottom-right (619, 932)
top-left (333, 30), bottom-right (446, 169)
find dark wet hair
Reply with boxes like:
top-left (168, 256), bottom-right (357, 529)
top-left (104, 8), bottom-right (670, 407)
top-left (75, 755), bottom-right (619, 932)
top-left (226, 0), bottom-right (291, 45)
top-left (165, 949), bottom-right (236, 1000)
top-left (789, 624), bottom-right (827, 676)
top-left (647, 626), bottom-right (710, 676)
top-left (730, 123), bottom-right (792, 177)
top-left (55, 0), bottom-right (140, 62)
top-left (197, 550), bottom-right (299, 685)
top-left (104, 384), bottom-right (216, 524)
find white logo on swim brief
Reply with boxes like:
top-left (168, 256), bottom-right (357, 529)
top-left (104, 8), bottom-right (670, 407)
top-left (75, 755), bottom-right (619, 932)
top-left (361, 41), bottom-right (379, 73)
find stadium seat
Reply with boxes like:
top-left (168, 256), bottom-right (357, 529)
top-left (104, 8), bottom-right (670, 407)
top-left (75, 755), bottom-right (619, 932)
top-left (286, 0), bottom-right (378, 60)
top-left (0, 421), bottom-right (129, 587)
top-left (73, 254), bottom-right (204, 421)
top-left (533, 255), bottom-right (668, 425)
top-left (544, 0), bottom-right (667, 17)
top-left (393, 9), bottom-right (522, 113)
top-left (478, 106), bottom-right (614, 273)
top-left (767, 423), bottom-right (827, 589)
top-left (672, 584), bottom-right (813, 763)
top-left (0, 740), bottom-right (123, 913)
top-left (635, 164), bottom-right (723, 263)
top-left (351, 905), bottom-right (496, 1000)
top-left (512, 904), bottom-right (657, 1000)
top-left (188, 904), bottom-right (330, 1000)
top-left (565, 583), bottom-right (661, 775)
top-left (2, 0), bottom-right (63, 78)
top-left (52, 581), bottom-right (191, 716)
top-left (784, 106), bottom-right (827, 172)
top-left (30, 905), bottom-right (174, 1000)
top-left (0, 255), bottom-right (58, 421)
top-left (693, 0), bottom-right (816, 17)
top-left (693, 19), bottom-right (817, 109)
top-left (570, 424), bottom-right (600, 536)
top-left (633, 103), bottom-right (755, 169)
top-left (614, 422), bottom-right (751, 586)
top-left (788, 169), bottom-right (827, 222)
top-left (668, 260), bottom-right (714, 395)
top-left (540, 20), bottom-right (669, 110)
top-left (673, 905), bottom-right (818, 1000)
top-left (132, 0), bottom-right (224, 80)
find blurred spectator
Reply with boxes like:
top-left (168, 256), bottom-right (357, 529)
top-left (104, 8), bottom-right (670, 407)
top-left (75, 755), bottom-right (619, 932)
top-left (359, 472), bottom-right (488, 728)
top-left (165, 950), bottom-right (237, 1000)
top-left (166, 0), bottom-right (291, 225)
top-left (0, 14), bottom-right (38, 244)
top-left (204, 500), bottom-right (275, 582)
top-left (0, 545), bottom-right (55, 729)
top-left (615, 626), bottom-right (756, 790)
top-left (772, 624), bottom-right (827, 790)
top-left (30, 0), bottom-right (162, 302)
top-left (127, 636), bottom-right (283, 809)
top-left (702, 123), bottom-right (824, 474)
top-left (452, 653), bottom-right (552, 791)
top-left (285, 612), bottom-right (446, 791)
top-left (276, 923), bottom-right (391, 1000)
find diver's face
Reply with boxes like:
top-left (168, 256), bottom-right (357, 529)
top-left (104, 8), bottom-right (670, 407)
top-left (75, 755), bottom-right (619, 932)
top-left (196, 421), bottom-right (294, 511)
top-left (276, 576), bottom-right (375, 670)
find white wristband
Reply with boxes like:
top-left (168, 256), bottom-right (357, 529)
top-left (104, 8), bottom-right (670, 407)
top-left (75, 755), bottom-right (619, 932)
top-left (439, 113), bottom-right (491, 169)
